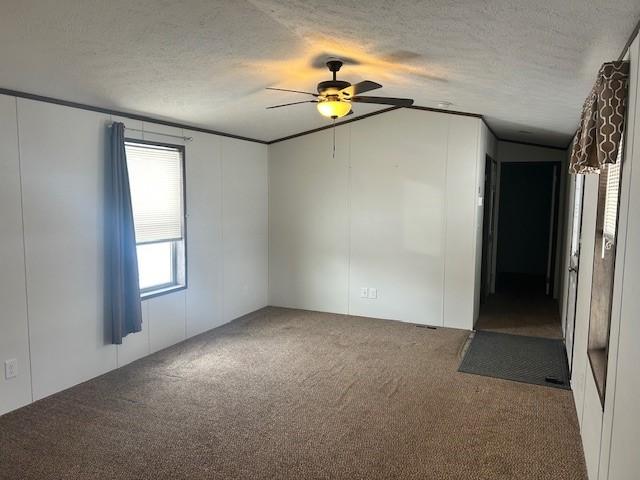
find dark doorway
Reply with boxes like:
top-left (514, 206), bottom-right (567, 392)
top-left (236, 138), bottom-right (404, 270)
top-left (495, 162), bottom-right (560, 294)
top-left (477, 161), bottom-right (562, 339)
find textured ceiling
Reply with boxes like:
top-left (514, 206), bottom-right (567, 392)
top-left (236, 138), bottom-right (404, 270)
top-left (1, 0), bottom-right (639, 146)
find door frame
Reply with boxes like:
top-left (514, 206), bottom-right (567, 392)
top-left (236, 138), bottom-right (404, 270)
top-left (546, 164), bottom-right (561, 295)
top-left (564, 173), bottom-right (585, 374)
top-left (481, 155), bottom-right (498, 301)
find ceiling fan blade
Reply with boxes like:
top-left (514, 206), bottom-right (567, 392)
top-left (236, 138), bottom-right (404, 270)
top-left (340, 81), bottom-right (382, 97)
top-left (266, 87), bottom-right (318, 97)
top-left (350, 96), bottom-right (414, 107)
top-left (266, 100), bottom-right (318, 109)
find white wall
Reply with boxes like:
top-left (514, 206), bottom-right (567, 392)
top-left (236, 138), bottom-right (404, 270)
top-left (268, 127), bottom-right (351, 314)
top-left (473, 123), bottom-right (498, 322)
top-left (0, 95), bottom-right (268, 415)
top-left (0, 96), bottom-right (32, 414)
top-left (269, 108), bottom-right (493, 329)
top-left (221, 139), bottom-right (269, 322)
top-left (604, 34), bottom-right (640, 480)
top-left (18, 99), bottom-right (119, 401)
top-left (566, 34), bottom-right (640, 480)
top-left (349, 110), bottom-right (446, 324)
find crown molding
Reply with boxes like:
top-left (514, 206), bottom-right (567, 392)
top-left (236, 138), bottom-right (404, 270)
top-left (1, 87), bottom-right (570, 150)
top-left (0, 87), bottom-right (268, 144)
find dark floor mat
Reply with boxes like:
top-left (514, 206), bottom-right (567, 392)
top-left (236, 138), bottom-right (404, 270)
top-left (458, 330), bottom-right (570, 390)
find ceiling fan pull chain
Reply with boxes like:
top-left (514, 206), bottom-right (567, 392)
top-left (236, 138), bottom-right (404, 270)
top-left (332, 119), bottom-right (336, 159)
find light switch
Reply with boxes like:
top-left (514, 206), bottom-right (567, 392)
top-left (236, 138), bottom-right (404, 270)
top-left (360, 287), bottom-right (368, 298)
top-left (368, 288), bottom-right (377, 299)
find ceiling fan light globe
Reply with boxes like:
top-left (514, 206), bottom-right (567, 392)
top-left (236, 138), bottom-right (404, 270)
top-left (317, 100), bottom-right (352, 119)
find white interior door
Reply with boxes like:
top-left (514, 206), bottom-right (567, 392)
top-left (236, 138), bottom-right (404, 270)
top-left (565, 174), bottom-right (584, 373)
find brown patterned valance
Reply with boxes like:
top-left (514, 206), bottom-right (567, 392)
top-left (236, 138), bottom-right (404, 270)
top-left (569, 61), bottom-right (630, 174)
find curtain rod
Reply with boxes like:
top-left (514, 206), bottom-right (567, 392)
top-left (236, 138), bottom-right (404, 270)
top-left (108, 124), bottom-right (192, 141)
top-left (124, 127), bottom-right (193, 142)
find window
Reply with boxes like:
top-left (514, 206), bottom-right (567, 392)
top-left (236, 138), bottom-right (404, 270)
top-left (602, 161), bottom-right (621, 243)
top-left (587, 141), bottom-right (624, 406)
top-left (125, 140), bottom-right (186, 298)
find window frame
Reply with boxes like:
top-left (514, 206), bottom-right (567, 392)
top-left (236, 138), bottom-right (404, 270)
top-left (125, 137), bottom-right (188, 300)
top-left (137, 241), bottom-right (178, 296)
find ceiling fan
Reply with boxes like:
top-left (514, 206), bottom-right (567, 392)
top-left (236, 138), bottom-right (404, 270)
top-left (266, 58), bottom-right (414, 119)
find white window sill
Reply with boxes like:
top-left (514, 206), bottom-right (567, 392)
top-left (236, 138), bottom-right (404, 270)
top-left (141, 284), bottom-right (186, 301)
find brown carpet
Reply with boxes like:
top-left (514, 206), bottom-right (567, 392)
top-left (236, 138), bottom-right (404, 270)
top-left (0, 307), bottom-right (586, 480)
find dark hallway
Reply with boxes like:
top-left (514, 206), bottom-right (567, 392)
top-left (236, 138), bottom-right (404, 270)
top-left (476, 273), bottom-right (563, 339)
top-left (478, 161), bottom-right (562, 338)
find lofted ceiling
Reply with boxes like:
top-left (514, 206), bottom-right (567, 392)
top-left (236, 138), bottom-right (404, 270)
top-left (1, 0), bottom-right (639, 147)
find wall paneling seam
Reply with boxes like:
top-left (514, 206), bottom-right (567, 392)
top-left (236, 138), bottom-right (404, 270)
top-left (346, 125), bottom-right (352, 315)
top-left (220, 139), bottom-right (225, 322)
top-left (472, 123), bottom-right (482, 325)
top-left (441, 117), bottom-right (450, 327)
top-left (14, 97), bottom-right (34, 403)
top-left (266, 143), bottom-right (271, 307)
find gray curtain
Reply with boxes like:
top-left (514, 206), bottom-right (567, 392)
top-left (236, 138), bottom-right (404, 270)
top-left (107, 122), bottom-right (142, 344)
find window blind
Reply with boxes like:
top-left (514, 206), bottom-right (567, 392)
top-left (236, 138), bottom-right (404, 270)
top-left (125, 142), bottom-right (184, 244)
top-left (602, 149), bottom-right (622, 241)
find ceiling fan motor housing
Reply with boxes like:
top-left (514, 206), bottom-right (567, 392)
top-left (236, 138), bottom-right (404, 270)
top-left (326, 58), bottom-right (343, 72)
top-left (317, 80), bottom-right (351, 96)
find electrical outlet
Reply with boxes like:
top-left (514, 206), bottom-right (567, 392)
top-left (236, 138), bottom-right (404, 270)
top-left (368, 288), bottom-right (378, 299)
top-left (360, 287), bottom-right (369, 298)
top-left (4, 359), bottom-right (17, 379)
